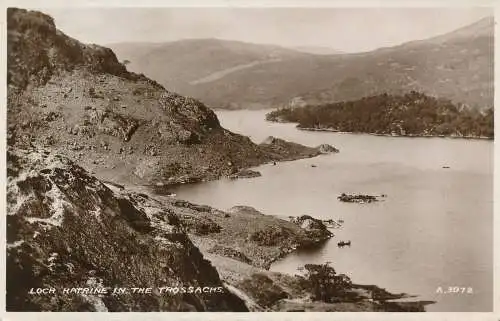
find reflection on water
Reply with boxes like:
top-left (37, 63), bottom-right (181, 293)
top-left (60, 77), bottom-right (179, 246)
top-left (169, 109), bottom-right (493, 312)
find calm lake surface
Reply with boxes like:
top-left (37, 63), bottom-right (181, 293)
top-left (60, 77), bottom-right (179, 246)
top-left (171, 109), bottom-right (493, 312)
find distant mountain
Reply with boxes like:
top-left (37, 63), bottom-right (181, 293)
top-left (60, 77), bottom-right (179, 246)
top-left (110, 39), bottom-right (308, 98)
top-left (110, 17), bottom-right (493, 110)
top-left (403, 16), bottom-right (493, 46)
top-left (297, 16), bottom-right (494, 110)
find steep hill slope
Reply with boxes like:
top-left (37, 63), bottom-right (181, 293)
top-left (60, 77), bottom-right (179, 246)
top-left (6, 148), bottom-right (247, 311)
top-left (7, 8), bottom-right (331, 187)
top-left (111, 17), bottom-right (493, 110)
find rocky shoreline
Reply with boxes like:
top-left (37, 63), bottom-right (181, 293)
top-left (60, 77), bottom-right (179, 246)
top-left (6, 146), bottom-right (434, 312)
top-left (143, 191), bottom-right (435, 311)
top-left (181, 205), bottom-right (435, 311)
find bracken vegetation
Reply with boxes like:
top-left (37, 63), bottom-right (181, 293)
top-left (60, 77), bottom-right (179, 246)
top-left (267, 91), bottom-right (494, 139)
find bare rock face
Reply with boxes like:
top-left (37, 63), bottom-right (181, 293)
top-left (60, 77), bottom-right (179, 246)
top-left (6, 148), bottom-right (247, 311)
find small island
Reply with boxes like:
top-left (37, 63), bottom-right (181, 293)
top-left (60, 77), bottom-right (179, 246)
top-left (338, 193), bottom-right (383, 204)
top-left (266, 92), bottom-right (493, 139)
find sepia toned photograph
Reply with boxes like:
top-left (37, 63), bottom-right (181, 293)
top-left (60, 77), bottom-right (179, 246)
top-left (5, 4), bottom-right (494, 313)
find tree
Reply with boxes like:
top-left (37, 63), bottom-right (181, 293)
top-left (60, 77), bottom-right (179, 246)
top-left (303, 263), bottom-right (352, 302)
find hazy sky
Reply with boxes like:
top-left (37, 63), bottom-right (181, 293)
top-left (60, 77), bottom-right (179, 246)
top-left (38, 7), bottom-right (492, 52)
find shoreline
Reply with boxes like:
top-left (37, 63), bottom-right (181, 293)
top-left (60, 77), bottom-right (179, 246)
top-left (142, 191), bottom-right (436, 311)
top-left (295, 126), bottom-right (493, 140)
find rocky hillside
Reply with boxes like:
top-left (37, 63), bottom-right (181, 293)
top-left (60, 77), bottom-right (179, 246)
top-left (110, 17), bottom-right (493, 110)
top-left (7, 8), bottom-right (336, 187)
top-left (6, 148), bottom-right (248, 311)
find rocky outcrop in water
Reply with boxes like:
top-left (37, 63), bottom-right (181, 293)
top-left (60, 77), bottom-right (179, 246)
top-left (259, 136), bottom-right (338, 162)
top-left (289, 215), bottom-right (333, 245)
top-left (337, 193), bottom-right (382, 204)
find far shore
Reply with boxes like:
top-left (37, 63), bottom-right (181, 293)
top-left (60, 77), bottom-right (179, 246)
top-left (295, 126), bottom-right (493, 141)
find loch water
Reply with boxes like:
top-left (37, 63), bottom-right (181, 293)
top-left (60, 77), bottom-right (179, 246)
top-left (169, 109), bottom-right (493, 312)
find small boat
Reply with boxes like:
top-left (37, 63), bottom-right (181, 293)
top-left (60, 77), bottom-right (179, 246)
top-left (442, 166), bottom-right (450, 169)
top-left (337, 240), bottom-right (351, 247)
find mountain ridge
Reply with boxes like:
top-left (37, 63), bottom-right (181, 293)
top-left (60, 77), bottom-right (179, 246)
top-left (109, 16), bottom-right (493, 110)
